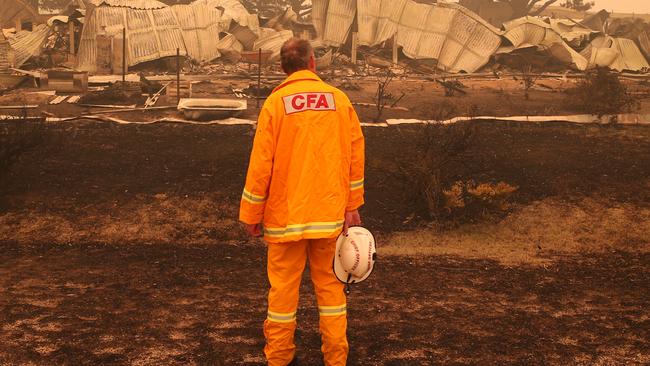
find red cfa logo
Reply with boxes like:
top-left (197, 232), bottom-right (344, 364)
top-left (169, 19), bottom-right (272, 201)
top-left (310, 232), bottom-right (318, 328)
top-left (283, 92), bottom-right (336, 115)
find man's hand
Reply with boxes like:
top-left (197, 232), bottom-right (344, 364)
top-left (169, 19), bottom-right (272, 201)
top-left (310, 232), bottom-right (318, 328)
top-left (244, 223), bottom-right (263, 238)
top-left (343, 210), bottom-right (362, 235)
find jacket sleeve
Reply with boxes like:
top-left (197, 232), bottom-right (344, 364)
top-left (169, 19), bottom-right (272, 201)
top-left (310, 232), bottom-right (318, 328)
top-left (239, 105), bottom-right (275, 224)
top-left (347, 104), bottom-right (365, 211)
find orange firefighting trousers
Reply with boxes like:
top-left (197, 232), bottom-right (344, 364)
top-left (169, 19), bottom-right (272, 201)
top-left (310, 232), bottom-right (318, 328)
top-left (264, 237), bottom-right (348, 366)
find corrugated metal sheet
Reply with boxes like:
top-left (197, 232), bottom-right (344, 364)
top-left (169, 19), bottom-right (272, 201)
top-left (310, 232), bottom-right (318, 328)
top-left (580, 36), bottom-right (650, 72)
top-left (549, 19), bottom-right (598, 48)
top-left (312, 0), bottom-right (407, 46)
top-left (373, 0), bottom-right (407, 46)
top-left (315, 1), bottom-right (501, 72)
top-left (356, 0), bottom-right (380, 46)
top-left (311, 0), bottom-right (329, 39)
top-left (0, 34), bottom-right (11, 73)
top-left (7, 24), bottom-right (51, 68)
top-left (171, 1), bottom-right (225, 63)
top-left (90, 0), bottom-right (168, 10)
top-left (638, 31), bottom-right (650, 61)
top-left (322, 0), bottom-right (356, 46)
top-left (396, 2), bottom-right (502, 73)
top-left (503, 17), bottom-right (588, 71)
top-left (77, 4), bottom-right (186, 72)
top-left (252, 29), bottom-right (293, 62)
top-left (206, 0), bottom-right (259, 32)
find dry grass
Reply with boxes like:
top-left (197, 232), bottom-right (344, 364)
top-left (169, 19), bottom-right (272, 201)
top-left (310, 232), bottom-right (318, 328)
top-left (2, 194), bottom-right (649, 267)
top-left (381, 197), bottom-right (650, 265)
top-left (0, 194), bottom-right (244, 245)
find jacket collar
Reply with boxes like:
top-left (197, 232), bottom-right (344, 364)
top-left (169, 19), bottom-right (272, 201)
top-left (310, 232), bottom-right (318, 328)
top-left (273, 70), bottom-right (322, 93)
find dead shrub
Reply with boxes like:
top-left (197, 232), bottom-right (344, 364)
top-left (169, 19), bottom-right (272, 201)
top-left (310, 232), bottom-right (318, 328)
top-left (0, 118), bottom-right (46, 200)
top-left (569, 67), bottom-right (640, 119)
top-left (374, 69), bottom-right (395, 121)
top-left (444, 181), bottom-right (519, 217)
top-left (395, 102), bottom-right (476, 220)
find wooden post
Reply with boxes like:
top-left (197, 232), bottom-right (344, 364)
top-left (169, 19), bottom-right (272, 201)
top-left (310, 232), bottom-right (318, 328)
top-left (392, 35), bottom-right (398, 65)
top-left (122, 27), bottom-right (126, 85)
top-left (15, 19), bottom-right (22, 32)
top-left (257, 48), bottom-right (262, 109)
top-left (351, 32), bottom-right (358, 65)
top-left (69, 21), bottom-right (75, 55)
top-left (176, 48), bottom-right (181, 103)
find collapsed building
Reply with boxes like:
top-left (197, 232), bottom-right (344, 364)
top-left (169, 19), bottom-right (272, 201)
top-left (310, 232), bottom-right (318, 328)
top-left (312, 0), bottom-right (649, 73)
top-left (1, 0), bottom-right (650, 74)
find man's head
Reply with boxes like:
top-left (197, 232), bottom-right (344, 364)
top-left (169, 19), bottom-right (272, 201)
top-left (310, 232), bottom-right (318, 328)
top-left (280, 38), bottom-right (316, 75)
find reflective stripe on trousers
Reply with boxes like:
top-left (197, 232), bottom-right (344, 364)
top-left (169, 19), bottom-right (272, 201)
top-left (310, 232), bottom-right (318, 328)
top-left (265, 238), bottom-right (348, 366)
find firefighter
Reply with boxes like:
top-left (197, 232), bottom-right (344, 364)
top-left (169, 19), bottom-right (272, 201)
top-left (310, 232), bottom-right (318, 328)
top-left (239, 38), bottom-right (365, 366)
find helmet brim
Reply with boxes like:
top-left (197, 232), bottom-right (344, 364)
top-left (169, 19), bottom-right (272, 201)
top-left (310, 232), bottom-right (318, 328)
top-left (333, 226), bottom-right (376, 284)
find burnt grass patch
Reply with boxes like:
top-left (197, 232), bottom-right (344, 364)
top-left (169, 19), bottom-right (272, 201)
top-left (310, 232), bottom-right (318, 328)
top-left (0, 120), bottom-right (649, 364)
top-left (1, 120), bottom-right (649, 231)
top-left (0, 243), bottom-right (648, 365)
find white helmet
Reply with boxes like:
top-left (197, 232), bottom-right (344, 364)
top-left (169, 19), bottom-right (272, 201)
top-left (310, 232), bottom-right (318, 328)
top-left (333, 226), bottom-right (377, 285)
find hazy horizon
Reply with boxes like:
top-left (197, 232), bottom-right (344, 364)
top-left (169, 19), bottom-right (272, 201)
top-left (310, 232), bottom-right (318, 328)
top-left (448, 0), bottom-right (650, 14)
top-left (595, 0), bottom-right (650, 14)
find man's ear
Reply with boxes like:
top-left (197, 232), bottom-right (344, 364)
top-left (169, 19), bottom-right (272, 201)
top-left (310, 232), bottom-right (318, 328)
top-left (308, 53), bottom-right (317, 72)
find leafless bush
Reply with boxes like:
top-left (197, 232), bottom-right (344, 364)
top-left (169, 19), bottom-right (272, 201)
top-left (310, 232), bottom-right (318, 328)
top-left (569, 67), bottom-right (640, 120)
top-left (374, 69), bottom-right (394, 122)
top-left (396, 102), bottom-right (476, 219)
top-left (520, 64), bottom-right (539, 100)
top-left (0, 117), bottom-right (46, 200)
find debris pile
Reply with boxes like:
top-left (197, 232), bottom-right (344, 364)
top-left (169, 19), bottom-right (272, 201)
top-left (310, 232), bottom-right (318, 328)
top-left (3, 0), bottom-right (650, 76)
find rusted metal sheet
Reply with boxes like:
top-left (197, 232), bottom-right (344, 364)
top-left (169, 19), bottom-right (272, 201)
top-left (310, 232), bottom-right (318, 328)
top-left (171, 1), bottom-right (225, 63)
top-left (396, 2), bottom-right (502, 73)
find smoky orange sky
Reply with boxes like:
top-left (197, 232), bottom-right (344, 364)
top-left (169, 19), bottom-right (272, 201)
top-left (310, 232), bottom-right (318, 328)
top-left (594, 0), bottom-right (650, 14)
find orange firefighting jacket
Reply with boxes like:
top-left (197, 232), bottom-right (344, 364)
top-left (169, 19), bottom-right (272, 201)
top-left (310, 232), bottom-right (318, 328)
top-left (239, 69), bottom-right (365, 243)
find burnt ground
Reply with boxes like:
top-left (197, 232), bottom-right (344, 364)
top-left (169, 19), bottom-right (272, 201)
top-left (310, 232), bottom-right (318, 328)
top-left (1, 121), bottom-right (648, 233)
top-left (0, 243), bottom-right (648, 365)
top-left (0, 118), bottom-right (649, 364)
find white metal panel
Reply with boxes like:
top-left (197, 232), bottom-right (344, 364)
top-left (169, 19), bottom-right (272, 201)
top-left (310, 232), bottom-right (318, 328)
top-left (373, 0), bottom-right (408, 46)
top-left (206, 0), bottom-right (259, 32)
top-left (311, 0), bottom-right (329, 38)
top-left (77, 4), bottom-right (186, 72)
top-left (90, 0), bottom-right (168, 10)
top-left (172, 2), bottom-right (223, 63)
top-left (504, 17), bottom-right (589, 71)
top-left (7, 24), bottom-right (51, 68)
top-left (252, 29), bottom-right (293, 62)
top-left (356, 0), bottom-right (380, 46)
top-left (397, 2), bottom-right (502, 73)
top-left (322, 0), bottom-right (356, 46)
